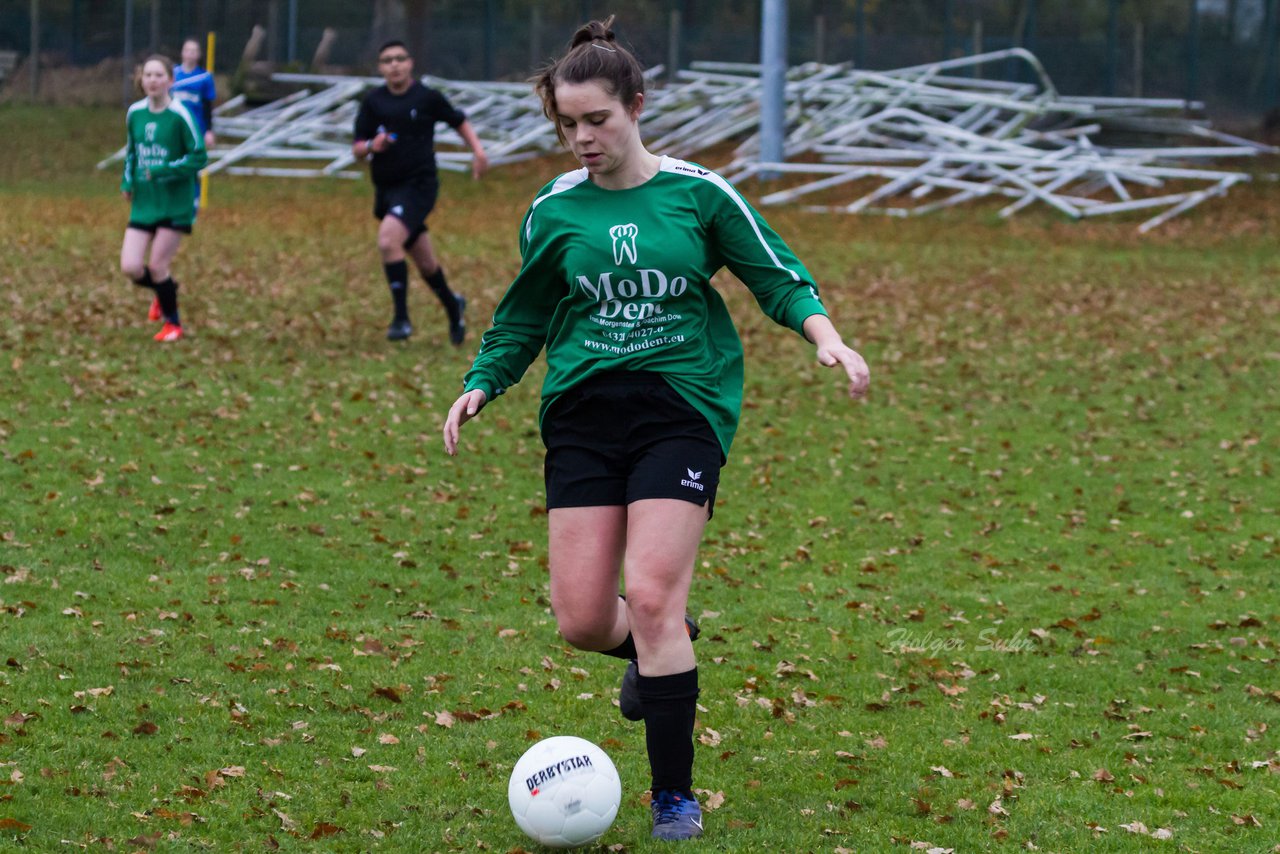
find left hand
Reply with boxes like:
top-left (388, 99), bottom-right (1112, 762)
top-left (204, 130), bottom-right (216, 148)
top-left (803, 314), bottom-right (870, 399)
top-left (817, 342), bottom-right (870, 399)
top-left (442, 389), bottom-right (489, 456)
top-left (471, 150), bottom-right (489, 180)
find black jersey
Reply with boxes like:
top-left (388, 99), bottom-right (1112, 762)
top-left (354, 81), bottom-right (466, 185)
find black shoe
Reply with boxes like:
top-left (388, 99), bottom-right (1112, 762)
top-left (448, 294), bottom-right (466, 346)
top-left (387, 319), bottom-right (413, 341)
top-left (619, 614), bottom-right (700, 722)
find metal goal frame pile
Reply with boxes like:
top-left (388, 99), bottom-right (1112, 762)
top-left (100, 49), bottom-right (1275, 232)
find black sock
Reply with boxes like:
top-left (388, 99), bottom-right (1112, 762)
top-left (601, 633), bottom-right (638, 661)
top-left (638, 667), bottom-right (699, 795)
top-left (132, 266), bottom-right (155, 290)
top-left (154, 277), bottom-right (180, 325)
top-left (597, 597), bottom-right (636, 659)
top-left (384, 260), bottom-right (409, 322)
top-left (425, 268), bottom-right (460, 325)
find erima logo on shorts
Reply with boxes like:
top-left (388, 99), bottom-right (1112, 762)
top-left (609, 223), bottom-right (638, 266)
top-left (391, 205), bottom-right (404, 216)
top-left (681, 468), bottom-right (705, 491)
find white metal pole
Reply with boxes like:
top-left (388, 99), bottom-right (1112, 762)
top-left (760, 0), bottom-right (787, 177)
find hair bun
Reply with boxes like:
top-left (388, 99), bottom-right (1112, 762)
top-left (570, 16), bottom-right (617, 49)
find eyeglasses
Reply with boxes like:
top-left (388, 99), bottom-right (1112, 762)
top-left (379, 54), bottom-right (410, 64)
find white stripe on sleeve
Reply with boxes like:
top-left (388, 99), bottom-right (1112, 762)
top-left (661, 156), bottom-right (801, 282)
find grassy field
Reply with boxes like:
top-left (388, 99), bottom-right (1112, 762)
top-left (1, 105), bottom-right (1277, 852)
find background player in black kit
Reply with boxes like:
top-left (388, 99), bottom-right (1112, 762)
top-left (353, 40), bottom-right (488, 343)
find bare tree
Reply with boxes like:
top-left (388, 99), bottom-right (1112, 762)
top-left (370, 0), bottom-right (407, 59)
top-left (405, 0), bottom-right (429, 64)
top-left (366, 0), bottom-right (431, 65)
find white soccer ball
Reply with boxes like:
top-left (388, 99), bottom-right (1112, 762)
top-left (508, 735), bottom-right (622, 848)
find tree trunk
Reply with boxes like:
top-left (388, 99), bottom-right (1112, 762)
top-left (1012, 0), bottom-right (1030, 48)
top-left (371, 0), bottom-right (407, 60)
top-left (405, 0), bottom-right (428, 65)
top-left (311, 27), bottom-right (337, 71)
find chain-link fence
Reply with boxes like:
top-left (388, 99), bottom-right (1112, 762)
top-left (2, 0), bottom-right (1278, 123)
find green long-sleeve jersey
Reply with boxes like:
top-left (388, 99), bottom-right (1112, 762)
top-left (463, 156), bottom-right (828, 459)
top-left (120, 98), bottom-right (207, 227)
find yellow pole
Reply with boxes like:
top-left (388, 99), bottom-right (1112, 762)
top-left (201, 31), bottom-right (216, 206)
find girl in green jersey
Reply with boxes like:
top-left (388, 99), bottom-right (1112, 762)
top-left (443, 18), bottom-right (869, 841)
top-left (120, 55), bottom-right (207, 342)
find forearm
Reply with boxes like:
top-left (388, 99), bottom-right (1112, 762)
top-left (803, 313), bottom-right (845, 349)
top-left (121, 149), bottom-right (135, 192)
top-left (154, 148), bottom-right (209, 179)
top-left (457, 120), bottom-right (485, 157)
top-left (463, 335), bottom-right (540, 399)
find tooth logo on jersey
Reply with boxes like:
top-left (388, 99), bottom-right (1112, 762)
top-left (609, 223), bottom-right (639, 266)
top-left (145, 123), bottom-right (157, 142)
top-left (681, 468), bottom-right (705, 491)
top-left (577, 224), bottom-right (691, 325)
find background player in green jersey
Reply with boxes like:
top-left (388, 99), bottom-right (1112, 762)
top-left (119, 56), bottom-right (207, 342)
top-left (443, 18), bottom-right (870, 841)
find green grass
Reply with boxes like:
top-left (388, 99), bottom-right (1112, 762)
top-left (1, 104), bottom-right (1278, 852)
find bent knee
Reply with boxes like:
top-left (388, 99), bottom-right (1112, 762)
top-left (121, 262), bottom-right (147, 281)
top-left (622, 587), bottom-right (686, 635)
top-left (554, 614), bottom-right (615, 652)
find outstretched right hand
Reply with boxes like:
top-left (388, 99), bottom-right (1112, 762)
top-left (442, 389), bottom-right (488, 456)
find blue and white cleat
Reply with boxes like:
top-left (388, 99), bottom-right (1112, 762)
top-left (651, 789), bottom-right (703, 840)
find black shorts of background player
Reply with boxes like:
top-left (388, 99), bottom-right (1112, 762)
top-left (352, 39), bottom-right (489, 343)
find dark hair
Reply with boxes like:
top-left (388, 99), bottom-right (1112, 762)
top-left (533, 16), bottom-right (645, 145)
top-left (378, 39), bottom-right (409, 56)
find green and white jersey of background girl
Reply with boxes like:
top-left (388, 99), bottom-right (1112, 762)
top-left (121, 99), bottom-right (207, 226)
top-left (465, 156), bottom-right (828, 459)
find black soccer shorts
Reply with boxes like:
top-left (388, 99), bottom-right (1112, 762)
top-left (542, 371), bottom-right (722, 517)
top-left (127, 219), bottom-right (193, 235)
top-left (373, 176), bottom-right (439, 248)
